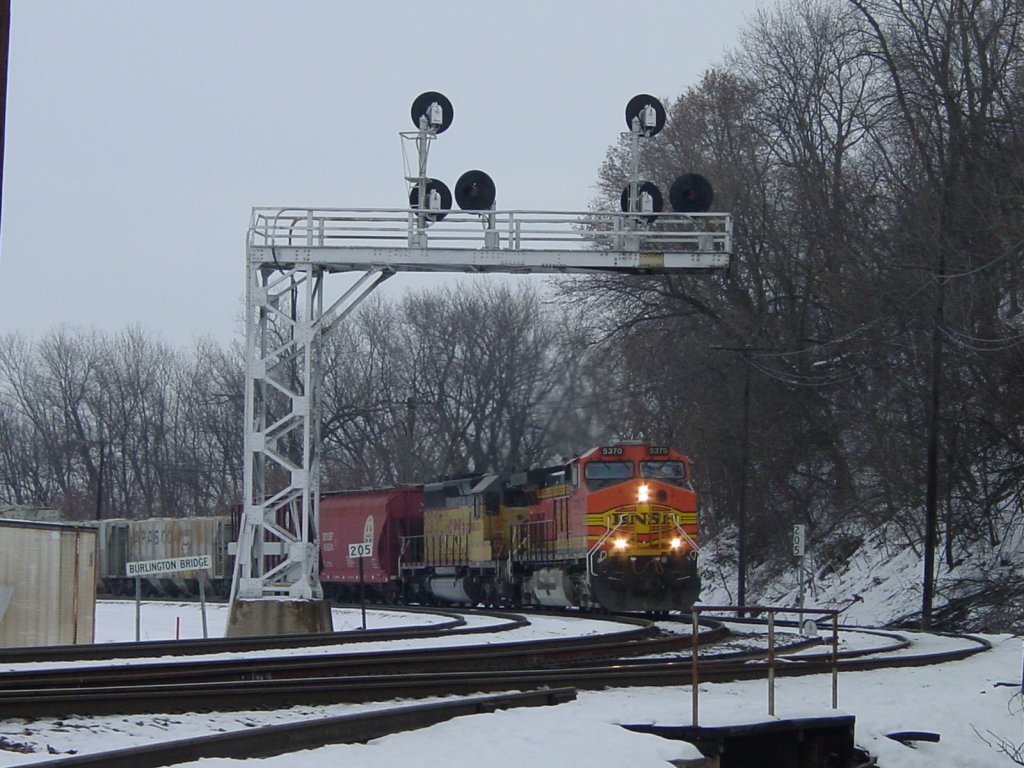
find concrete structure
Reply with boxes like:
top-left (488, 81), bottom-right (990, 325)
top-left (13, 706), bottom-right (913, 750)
top-left (0, 519), bottom-right (97, 647)
top-left (226, 597), bottom-right (332, 637)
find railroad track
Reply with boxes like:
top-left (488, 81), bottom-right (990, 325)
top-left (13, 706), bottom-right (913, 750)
top-left (0, 605), bottom-right (509, 664)
top-left (0, 612), bottom-right (729, 716)
top-left (0, 612), bottom-right (987, 722)
top-left (6, 647), bottom-right (991, 768)
top-left (0, 612), bottom-right (993, 768)
top-left (9, 689), bottom-right (581, 768)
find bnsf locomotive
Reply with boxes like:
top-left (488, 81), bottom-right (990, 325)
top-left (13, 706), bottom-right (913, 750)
top-left (319, 441), bottom-right (700, 613)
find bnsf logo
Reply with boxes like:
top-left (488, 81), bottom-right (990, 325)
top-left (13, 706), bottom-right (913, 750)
top-left (617, 511), bottom-right (675, 525)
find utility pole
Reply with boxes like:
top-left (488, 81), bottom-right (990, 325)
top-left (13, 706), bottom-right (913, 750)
top-left (94, 437), bottom-right (105, 521)
top-left (403, 396), bottom-right (416, 484)
top-left (712, 345), bottom-right (755, 616)
top-left (1, 0), bottom-right (11, 242)
top-left (893, 249), bottom-right (949, 631)
top-left (922, 255), bottom-right (946, 630)
top-left (737, 351), bottom-right (751, 614)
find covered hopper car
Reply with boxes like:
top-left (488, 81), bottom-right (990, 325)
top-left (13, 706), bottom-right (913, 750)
top-left (96, 516), bottom-right (233, 597)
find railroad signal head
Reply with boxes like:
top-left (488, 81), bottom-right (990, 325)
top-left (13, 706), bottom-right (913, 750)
top-left (620, 181), bottom-right (664, 223)
top-left (411, 91), bottom-right (454, 133)
top-left (455, 170), bottom-right (497, 211)
top-left (669, 173), bottom-right (714, 213)
top-left (625, 94), bottom-right (666, 137)
top-left (409, 178), bottom-right (453, 222)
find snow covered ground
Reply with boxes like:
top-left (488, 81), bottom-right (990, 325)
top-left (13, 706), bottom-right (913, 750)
top-left (699, 523), bottom-right (1024, 632)
top-left (0, 601), bottom-right (1021, 767)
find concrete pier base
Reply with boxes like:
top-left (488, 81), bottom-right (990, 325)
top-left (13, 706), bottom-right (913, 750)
top-left (225, 598), bottom-right (334, 637)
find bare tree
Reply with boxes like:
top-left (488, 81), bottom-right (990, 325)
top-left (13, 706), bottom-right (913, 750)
top-left (850, 0), bottom-right (1024, 622)
top-left (568, 0), bottom-right (1024, 622)
top-left (0, 328), bottom-right (245, 519)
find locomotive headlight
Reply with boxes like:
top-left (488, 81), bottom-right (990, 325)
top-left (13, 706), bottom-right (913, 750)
top-left (637, 484), bottom-right (650, 503)
top-left (670, 537), bottom-right (683, 550)
top-left (614, 538), bottom-right (628, 551)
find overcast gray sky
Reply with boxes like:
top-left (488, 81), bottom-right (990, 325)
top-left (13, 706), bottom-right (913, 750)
top-left (0, 0), bottom-right (764, 346)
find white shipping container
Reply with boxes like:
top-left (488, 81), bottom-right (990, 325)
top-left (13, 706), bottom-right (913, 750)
top-left (0, 520), bottom-right (97, 647)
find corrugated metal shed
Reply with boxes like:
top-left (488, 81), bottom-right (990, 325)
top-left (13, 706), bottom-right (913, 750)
top-left (0, 520), bottom-right (97, 647)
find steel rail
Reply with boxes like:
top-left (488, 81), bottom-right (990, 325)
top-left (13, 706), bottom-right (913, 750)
top-left (17, 689), bottom-right (578, 768)
top-left (0, 633), bottom-right (990, 719)
top-left (0, 605), bottom-right (515, 664)
top-left (0, 615), bottom-right (727, 691)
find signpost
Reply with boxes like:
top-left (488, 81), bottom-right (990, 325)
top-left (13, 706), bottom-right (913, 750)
top-left (349, 518), bottom-right (374, 630)
top-left (126, 555), bottom-right (212, 641)
top-left (793, 525), bottom-right (809, 634)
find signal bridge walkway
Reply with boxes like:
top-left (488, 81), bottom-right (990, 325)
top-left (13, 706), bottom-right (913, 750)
top-left (247, 206), bottom-right (732, 274)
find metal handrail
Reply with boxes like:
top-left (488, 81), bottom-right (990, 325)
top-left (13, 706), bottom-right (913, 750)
top-left (690, 605), bottom-right (841, 726)
top-left (248, 207), bottom-right (732, 254)
top-left (586, 519), bottom-right (626, 579)
top-left (672, 516), bottom-right (701, 553)
top-left (515, 519), bottom-right (558, 562)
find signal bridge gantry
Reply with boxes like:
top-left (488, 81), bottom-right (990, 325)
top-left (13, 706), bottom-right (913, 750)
top-left (228, 93), bottom-right (733, 635)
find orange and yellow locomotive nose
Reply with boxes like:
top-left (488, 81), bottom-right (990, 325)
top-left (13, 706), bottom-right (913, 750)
top-left (593, 487), bottom-right (696, 552)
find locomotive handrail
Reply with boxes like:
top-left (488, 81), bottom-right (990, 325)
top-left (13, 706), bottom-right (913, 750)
top-left (397, 536), bottom-right (411, 576)
top-left (586, 519), bottom-right (626, 580)
top-left (510, 522), bottom-right (545, 562)
top-left (398, 534), bottom-right (470, 568)
top-left (508, 527), bottom-right (528, 574)
top-left (671, 516), bottom-right (700, 553)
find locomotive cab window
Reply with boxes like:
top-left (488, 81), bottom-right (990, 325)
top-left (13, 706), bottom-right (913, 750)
top-left (584, 461), bottom-right (634, 490)
top-left (640, 460), bottom-right (688, 487)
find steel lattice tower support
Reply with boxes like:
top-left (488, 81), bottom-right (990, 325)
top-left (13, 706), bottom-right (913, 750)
top-left (231, 261), bottom-right (391, 604)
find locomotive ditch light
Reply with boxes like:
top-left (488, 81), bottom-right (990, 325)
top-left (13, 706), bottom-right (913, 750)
top-left (671, 537), bottom-right (683, 550)
top-left (411, 91), bottom-right (454, 133)
top-left (614, 538), bottom-right (628, 551)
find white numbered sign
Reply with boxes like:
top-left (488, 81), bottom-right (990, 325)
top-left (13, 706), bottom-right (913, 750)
top-left (348, 541), bottom-right (373, 558)
top-left (792, 525), bottom-right (806, 557)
